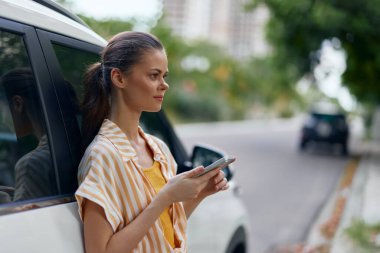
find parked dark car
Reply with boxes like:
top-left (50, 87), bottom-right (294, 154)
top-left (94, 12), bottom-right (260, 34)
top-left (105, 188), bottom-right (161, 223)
top-left (299, 110), bottom-right (350, 155)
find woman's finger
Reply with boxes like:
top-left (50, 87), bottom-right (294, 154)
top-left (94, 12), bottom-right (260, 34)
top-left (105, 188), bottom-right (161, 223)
top-left (213, 171), bottom-right (225, 184)
top-left (184, 166), bottom-right (205, 178)
top-left (215, 178), bottom-right (228, 190)
top-left (221, 183), bottom-right (230, 191)
top-left (197, 167), bottom-right (222, 182)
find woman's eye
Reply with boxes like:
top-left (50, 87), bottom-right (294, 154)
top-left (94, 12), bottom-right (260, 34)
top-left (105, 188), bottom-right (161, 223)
top-left (150, 74), bottom-right (159, 80)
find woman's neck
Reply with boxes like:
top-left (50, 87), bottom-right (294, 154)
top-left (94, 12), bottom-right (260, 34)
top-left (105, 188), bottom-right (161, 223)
top-left (109, 104), bottom-right (141, 143)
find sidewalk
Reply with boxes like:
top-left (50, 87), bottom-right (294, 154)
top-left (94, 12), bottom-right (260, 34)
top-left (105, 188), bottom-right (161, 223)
top-left (330, 142), bottom-right (380, 253)
top-left (306, 108), bottom-right (380, 252)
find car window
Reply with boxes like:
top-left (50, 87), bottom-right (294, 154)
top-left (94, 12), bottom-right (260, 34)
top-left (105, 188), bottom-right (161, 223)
top-left (0, 30), bottom-right (57, 204)
top-left (51, 43), bottom-right (99, 129)
top-left (312, 113), bottom-right (346, 124)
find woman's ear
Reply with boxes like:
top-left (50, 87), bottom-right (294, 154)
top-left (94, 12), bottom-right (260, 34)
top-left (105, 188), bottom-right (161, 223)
top-left (110, 68), bottom-right (127, 88)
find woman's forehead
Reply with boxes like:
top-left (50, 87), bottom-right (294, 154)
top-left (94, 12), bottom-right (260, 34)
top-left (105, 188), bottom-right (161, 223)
top-left (138, 49), bottom-right (168, 70)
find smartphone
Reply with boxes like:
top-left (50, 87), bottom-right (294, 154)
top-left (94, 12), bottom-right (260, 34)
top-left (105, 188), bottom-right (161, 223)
top-left (193, 156), bottom-right (236, 178)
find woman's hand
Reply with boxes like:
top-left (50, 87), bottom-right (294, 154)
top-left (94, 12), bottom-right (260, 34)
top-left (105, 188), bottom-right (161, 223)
top-left (175, 167), bottom-right (229, 218)
top-left (197, 169), bottom-right (229, 199)
top-left (160, 166), bottom-right (224, 204)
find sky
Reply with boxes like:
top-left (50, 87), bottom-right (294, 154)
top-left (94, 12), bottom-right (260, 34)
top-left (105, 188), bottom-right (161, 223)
top-left (314, 39), bottom-right (356, 111)
top-left (68, 0), bottom-right (161, 20)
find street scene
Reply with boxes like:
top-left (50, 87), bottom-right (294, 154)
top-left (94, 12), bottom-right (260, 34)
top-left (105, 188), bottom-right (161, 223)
top-left (175, 116), bottom-right (373, 253)
top-left (0, 0), bottom-right (380, 253)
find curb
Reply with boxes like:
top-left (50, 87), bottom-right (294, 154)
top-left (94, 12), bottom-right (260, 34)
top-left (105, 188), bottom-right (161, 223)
top-left (329, 155), bottom-right (369, 253)
top-left (305, 141), bottom-right (380, 253)
top-left (305, 157), bottom-right (361, 252)
top-left (305, 176), bottom-right (341, 248)
top-left (331, 145), bottom-right (380, 253)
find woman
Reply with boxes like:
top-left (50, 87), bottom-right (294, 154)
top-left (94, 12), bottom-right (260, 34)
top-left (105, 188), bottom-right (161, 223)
top-left (75, 31), bottom-right (229, 253)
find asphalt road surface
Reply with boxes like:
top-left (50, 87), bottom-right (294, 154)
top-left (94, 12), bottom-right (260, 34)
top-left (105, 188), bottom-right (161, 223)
top-left (175, 117), bottom-right (353, 253)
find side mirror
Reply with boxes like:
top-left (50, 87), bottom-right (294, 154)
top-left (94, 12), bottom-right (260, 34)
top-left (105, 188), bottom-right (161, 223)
top-left (190, 144), bottom-right (234, 181)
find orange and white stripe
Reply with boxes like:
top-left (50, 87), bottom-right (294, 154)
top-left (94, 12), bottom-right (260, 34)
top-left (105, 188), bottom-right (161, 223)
top-left (75, 119), bottom-right (187, 253)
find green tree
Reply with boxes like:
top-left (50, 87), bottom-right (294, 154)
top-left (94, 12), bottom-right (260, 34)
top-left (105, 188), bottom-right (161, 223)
top-left (247, 0), bottom-right (380, 104)
top-left (56, 0), bottom-right (299, 121)
top-left (151, 21), bottom-right (238, 121)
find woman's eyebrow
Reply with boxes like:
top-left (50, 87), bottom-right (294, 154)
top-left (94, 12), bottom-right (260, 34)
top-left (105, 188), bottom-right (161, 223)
top-left (150, 68), bottom-right (169, 74)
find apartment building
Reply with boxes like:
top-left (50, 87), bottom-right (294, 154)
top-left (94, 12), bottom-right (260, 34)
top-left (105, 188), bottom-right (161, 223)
top-left (162, 0), bottom-right (270, 59)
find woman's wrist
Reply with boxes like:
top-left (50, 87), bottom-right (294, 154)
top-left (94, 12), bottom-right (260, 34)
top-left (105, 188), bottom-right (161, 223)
top-left (197, 192), bottom-right (208, 201)
top-left (157, 188), bottom-right (173, 207)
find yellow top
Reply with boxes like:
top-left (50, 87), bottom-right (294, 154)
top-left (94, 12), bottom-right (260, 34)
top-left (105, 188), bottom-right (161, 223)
top-left (143, 161), bottom-right (176, 248)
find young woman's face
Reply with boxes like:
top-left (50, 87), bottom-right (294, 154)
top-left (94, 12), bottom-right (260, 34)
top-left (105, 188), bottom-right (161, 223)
top-left (122, 49), bottom-right (169, 112)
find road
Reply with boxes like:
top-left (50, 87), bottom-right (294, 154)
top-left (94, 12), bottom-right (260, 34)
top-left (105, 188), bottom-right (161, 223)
top-left (175, 117), bottom-right (352, 253)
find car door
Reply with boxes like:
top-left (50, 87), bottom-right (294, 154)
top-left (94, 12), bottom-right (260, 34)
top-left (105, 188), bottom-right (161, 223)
top-left (0, 18), bottom-right (85, 253)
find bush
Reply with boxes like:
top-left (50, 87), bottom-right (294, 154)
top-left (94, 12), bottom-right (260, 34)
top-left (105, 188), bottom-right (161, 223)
top-left (345, 219), bottom-right (380, 252)
top-left (168, 90), bottom-right (232, 123)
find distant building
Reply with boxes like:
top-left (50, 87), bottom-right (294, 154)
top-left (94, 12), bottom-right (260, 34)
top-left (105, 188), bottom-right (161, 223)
top-left (162, 0), bottom-right (271, 59)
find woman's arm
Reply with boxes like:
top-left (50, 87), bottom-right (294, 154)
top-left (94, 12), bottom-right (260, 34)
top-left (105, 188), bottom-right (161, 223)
top-left (183, 169), bottom-right (229, 218)
top-left (82, 166), bottom-right (220, 253)
top-left (83, 189), bottom-right (171, 253)
top-left (182, 196), bottom-right (205, 219)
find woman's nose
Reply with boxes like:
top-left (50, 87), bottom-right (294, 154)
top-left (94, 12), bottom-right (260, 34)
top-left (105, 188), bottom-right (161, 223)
top-left (161, 80), bottom-right (169, 90)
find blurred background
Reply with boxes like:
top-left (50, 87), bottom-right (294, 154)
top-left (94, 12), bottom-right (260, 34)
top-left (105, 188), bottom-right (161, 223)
top-left (55, 0), bottom-right (380, 252)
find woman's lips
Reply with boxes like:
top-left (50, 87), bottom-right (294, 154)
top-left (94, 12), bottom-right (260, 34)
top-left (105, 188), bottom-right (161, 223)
top-left (154, 96), bottom-right (164, 101)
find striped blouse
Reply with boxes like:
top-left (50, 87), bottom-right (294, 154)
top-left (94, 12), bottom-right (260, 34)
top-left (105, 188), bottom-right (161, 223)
top-left (75, 119), bottom-right (188, 253)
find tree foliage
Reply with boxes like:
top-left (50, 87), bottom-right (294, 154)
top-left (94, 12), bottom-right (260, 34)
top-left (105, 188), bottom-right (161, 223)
top-left (247, 0), bottom-right (380, 104)
top-left (57, 0), bottom-right (304, 121)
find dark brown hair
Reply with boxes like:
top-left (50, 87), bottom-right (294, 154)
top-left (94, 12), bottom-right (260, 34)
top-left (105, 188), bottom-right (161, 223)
top-left (81, 31), bottom-right (164, 150)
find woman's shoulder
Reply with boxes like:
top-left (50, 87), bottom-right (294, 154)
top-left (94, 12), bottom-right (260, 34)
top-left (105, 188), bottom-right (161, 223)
top-left (78, 135), bottom-right (121, 179)
top-left (82, 135), bottom-right (119, 160)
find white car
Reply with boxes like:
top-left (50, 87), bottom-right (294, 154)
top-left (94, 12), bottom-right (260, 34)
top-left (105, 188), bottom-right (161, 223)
top-left (0, 0), bottom-right (250, 252)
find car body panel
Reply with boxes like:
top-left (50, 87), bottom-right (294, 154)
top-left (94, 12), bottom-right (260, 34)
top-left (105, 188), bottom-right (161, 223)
top-left (301, 113), bottom-right (349, 143)
top-left (0, 201), bottom-right (84, 253)
top-left (187, 181), bottom-right (250, 253)
top-left (0, 0), bottom-right (106, 46)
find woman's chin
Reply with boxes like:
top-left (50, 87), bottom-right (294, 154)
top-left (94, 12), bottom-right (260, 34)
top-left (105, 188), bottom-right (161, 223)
top-left (145, 106), bottom-right (162, 113)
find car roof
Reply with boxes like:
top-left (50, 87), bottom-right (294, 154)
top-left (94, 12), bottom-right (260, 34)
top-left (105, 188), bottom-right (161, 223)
top-left (0, 0), bottom-right (107, 47)
top-left (32, 0), bottom-right (88, 26)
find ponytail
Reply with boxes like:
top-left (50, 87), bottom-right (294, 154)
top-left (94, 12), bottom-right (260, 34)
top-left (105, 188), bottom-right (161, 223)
top-left (81, 62), bottom-right (110, 152)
